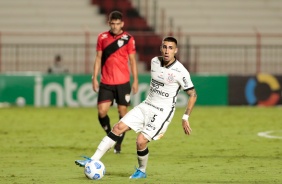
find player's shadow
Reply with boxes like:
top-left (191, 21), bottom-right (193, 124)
top-left (106, 171), bottom-right (129, 178)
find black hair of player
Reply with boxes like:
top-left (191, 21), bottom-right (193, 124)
top-left (163, 36), bottom-right (178, 46)
top-left (109, 11), bottom-right (123, 21)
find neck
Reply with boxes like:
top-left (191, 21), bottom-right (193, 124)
top-left (110, 30), bottom-right (123, 36)
top-left (162, 58), bottom-right (175, 67)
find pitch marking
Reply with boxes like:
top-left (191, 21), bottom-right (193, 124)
top-left (257, 130), bottom-right (282, 139)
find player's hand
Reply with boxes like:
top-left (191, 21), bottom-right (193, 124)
top-left (92, 78), bottom-right (99, 92)
top-left (132, 81), bottom-right (138, 94)
top-left (182, 120), bottom-right (192, 135)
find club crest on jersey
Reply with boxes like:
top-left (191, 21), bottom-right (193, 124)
top-left (117, 39), bottom-right (124, 47)
top-left (167, 73), bottom-right (175, 83)
top-left (125, 94), bottom-right (130, 103)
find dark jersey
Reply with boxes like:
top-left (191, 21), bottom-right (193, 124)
top-left (96, 31), bottom-right (136, 85)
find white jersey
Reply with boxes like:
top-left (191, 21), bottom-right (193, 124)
top-left (121, 56), bottom-right (194, 141)
top-left (145, 56), bottom-right (194, 109)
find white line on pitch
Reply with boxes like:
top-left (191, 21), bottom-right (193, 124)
top-left (257, 130), bottom-right (282, 139)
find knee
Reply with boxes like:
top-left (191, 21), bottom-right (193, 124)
top-left (112, 122), bottom-right (128, 135)
top-left (136, 135), bottom-right (148, 150)
top-left (118, 106), bottom-right (127, 117)
top-left (98, 107), bottom-right (108, 117)
top-left (112, 125), bottom-right (120, 135)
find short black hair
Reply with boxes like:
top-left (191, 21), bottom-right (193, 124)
top-left (109, 11), bottom-right (123, 21)
top-left (163, 36), bottom-right (177, 46)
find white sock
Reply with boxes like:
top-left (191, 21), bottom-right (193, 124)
top-left (91, 136), bottom-right (116, 160)
top-left (137, 149), bottom-right (149, 173)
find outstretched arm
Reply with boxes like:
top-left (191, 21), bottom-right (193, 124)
top-left (182, 88), bottom-right (197, 135)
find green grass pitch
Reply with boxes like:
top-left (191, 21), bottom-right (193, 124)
top-left (0, 106), bottom-right (281, 184)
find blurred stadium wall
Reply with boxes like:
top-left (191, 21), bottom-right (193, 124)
top-left (0, 0), bottom-right (281, 106)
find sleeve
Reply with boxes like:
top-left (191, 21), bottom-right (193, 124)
top-left (179, 67), bottom-right (194, 91)
top-left (96, 33), bottom-right (102, 51)
top-left (127, 36), bottom-right (136, 54)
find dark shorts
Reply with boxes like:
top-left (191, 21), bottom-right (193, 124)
top-left (98, 82), bottom-right (131, 106)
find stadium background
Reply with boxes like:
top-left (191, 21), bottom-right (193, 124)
top-left (1, 1), bottom-right (282, 183)
top-left (0, 0), bottom-right (281, 106)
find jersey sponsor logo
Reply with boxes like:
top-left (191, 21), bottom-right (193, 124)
top-left (121, 34), bottom-right (129, 40)
top-left (157, 74), bottom-right (164, 80)
top-left (145, 101), bottom-right (163, 111)
top-left (146, 123), bottom-right (156, 131)
top-left (101, 34), bottom-right (108, 39)
top-left (152, 59), bottom-right (160, 64)
top-left (150, 87), bottom-right (169, 97)
top-left (183, 77), bottom-right (189, 88)
top-left (151, 79), bottom-right (169, 97)
top-left (152, 79), bottom-right (164, 87)
top-left (172, 67), bottom-right (181, 73)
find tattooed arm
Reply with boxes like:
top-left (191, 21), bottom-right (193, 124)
top-left (182, 88), bottom-right (197, 135)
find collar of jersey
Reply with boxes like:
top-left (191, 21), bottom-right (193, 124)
top-left (161, 57), bottom-right (177, 68)
top-left (109, 30), bottom-right (124, 38)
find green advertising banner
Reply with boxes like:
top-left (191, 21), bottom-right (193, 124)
top-left (0, 73), bottom-right (228, 107)
top-left (192, 75), bottom-right (228, 105)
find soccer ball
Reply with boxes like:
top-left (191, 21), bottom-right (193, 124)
top-left (84, 160), bottom-right (105, 180)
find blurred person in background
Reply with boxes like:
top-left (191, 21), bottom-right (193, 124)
top-left (91, 10), bottom-right (139, 154)
top-left (48, 54), bottom-right (68, 74)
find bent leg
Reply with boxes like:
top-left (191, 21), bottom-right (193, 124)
top-left (112, 121), bottom-right (131, 136)
top-left (91, 121), bottom-right (130, 160)
top-left (136, 133), bottom-right (149, 173)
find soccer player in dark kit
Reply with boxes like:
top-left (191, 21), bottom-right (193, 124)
top-left (91, 11), bottom-right (138, 154)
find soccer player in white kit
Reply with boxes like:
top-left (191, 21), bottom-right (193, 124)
top-left (75, 36), bottom-right (197, 179)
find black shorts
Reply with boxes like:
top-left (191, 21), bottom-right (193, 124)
top-left (98, 82), bottom-right (131, 106)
